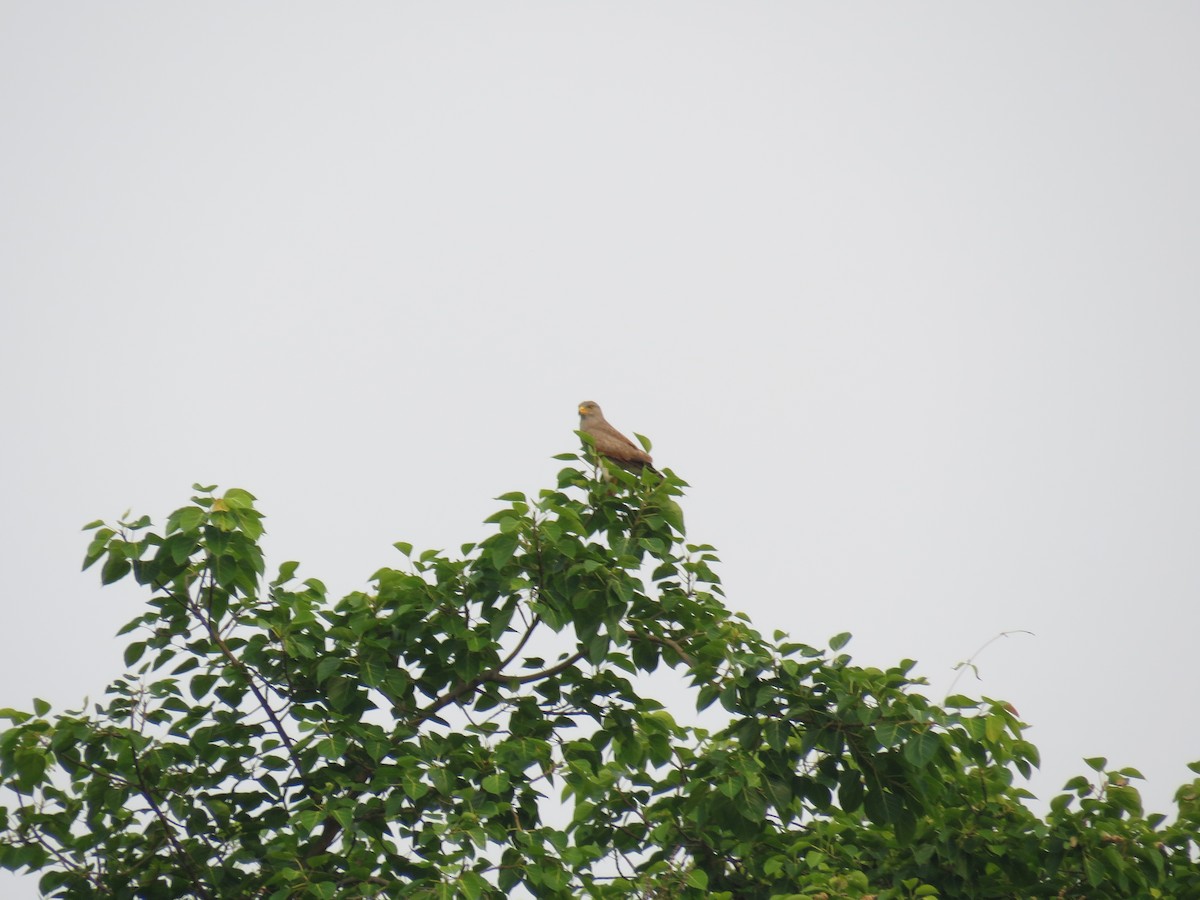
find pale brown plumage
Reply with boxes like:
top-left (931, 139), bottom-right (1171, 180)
top-left (578, 400), bottom-right (657, 473)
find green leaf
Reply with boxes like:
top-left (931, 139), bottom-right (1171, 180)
top-left (984, 714), bottom-right (1004, 743)
top-left (15, 749), bottom-right (47, 787)
top-left (659, 498), bottom-right (685, 534)
top-left (81, 529), bottom-right (114, 571)
top-left (166, 505), bottom-right (205, 534)
top-left (316, 657), bottom-right (341, 683)
top-left (496, 515), bottom-right (521, 534)
top-left (295, 809), bottom-right (325, 833)
top-left (223, 488), bottom-right (256, 509)
top-left (101, 555), bottom-right (132, 585)
top-left (686, 869), bottom-right (709, 890)
top-left (838, 770), bottom-right (864, 811)
top-left (585, 632), bottom-right (609, 665)
top-left (738, 785), bottom-right (768, 822)
top-left (233, 507), bottom-right (265, 540)
top-left (273, 560), bottom-right (299, 585)
top-left (488, 533), bottom-right (519, 569)
top-left (459, 870), bottom-right (487, 900)
top-left (943, 694), bottom-right (977, 709)
top-left (829, 631), bottom-right (852, 651)
top-left (1049, 793), bottom-right (1072, 814)
top-left (903, 730), bottom-right (940, 769)
top-left (32, 697), bottom-right (51, 716)
top-left (124, 642), bottom-right (147, 667)
top-left (190, 674), bottom-right (217, 700)
top-left (1063, 775), bottom-right (1090, 792)
top-left (1084, 756), bottom-right (1108, 772)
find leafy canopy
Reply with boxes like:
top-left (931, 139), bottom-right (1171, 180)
top-left (2, 455), bottom-right (1199, 898)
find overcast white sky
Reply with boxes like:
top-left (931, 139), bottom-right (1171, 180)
top-left (3, 4), bottom-right (1199, 895)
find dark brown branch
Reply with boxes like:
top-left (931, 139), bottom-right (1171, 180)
top-left (498, 614), bottom-right (541, 671)
top-left (127, 736), bottom-right (213, 899)
top-left (307, 640), bottom-right (589, 860)
top-left (625, 629), bottom-right (696, 667)
top-left (13, 792), bottom-right (107, 893)
top-left (189, 570), bottom-right (306, 782)
top-left (410, 612), bottom-right (556, 726)
top-left (504, 649), bottom-right (588, 685)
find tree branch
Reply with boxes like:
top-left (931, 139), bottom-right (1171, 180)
top-left (625, 629), bottom-right (695, 666)
top-left (306, 637), bottom-right (589, 861)
top-left (127, 736), bottom-right (213, 899)
top-left (188, 571), bottom-right (306, 782)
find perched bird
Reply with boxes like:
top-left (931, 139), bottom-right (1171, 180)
top-left (577, 400), bottom-right (657, 473)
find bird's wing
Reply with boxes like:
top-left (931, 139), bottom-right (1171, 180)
top-left (592, 423), bottom-right (653, 465)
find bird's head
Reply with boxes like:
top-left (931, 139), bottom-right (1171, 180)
top-left (578, 400), bottom-right (602, 422)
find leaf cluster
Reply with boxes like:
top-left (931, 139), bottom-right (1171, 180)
top-left (1, 467), bottom-right (1198, 898)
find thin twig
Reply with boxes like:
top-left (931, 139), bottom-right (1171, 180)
top-left (945, 629), bottom-right (1035, 700)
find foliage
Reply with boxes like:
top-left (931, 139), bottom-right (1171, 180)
top-left (2, 456), bottom-right (1199, 898)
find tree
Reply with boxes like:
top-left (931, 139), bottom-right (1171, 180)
top-left (2, 453), bottom-right (1198, 898)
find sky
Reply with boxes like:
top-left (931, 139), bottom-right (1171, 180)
top-left (2, 3), bottom-right (1199, 894)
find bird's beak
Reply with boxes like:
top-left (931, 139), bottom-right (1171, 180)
top-left (577, 406), bottom-right (587, 414)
